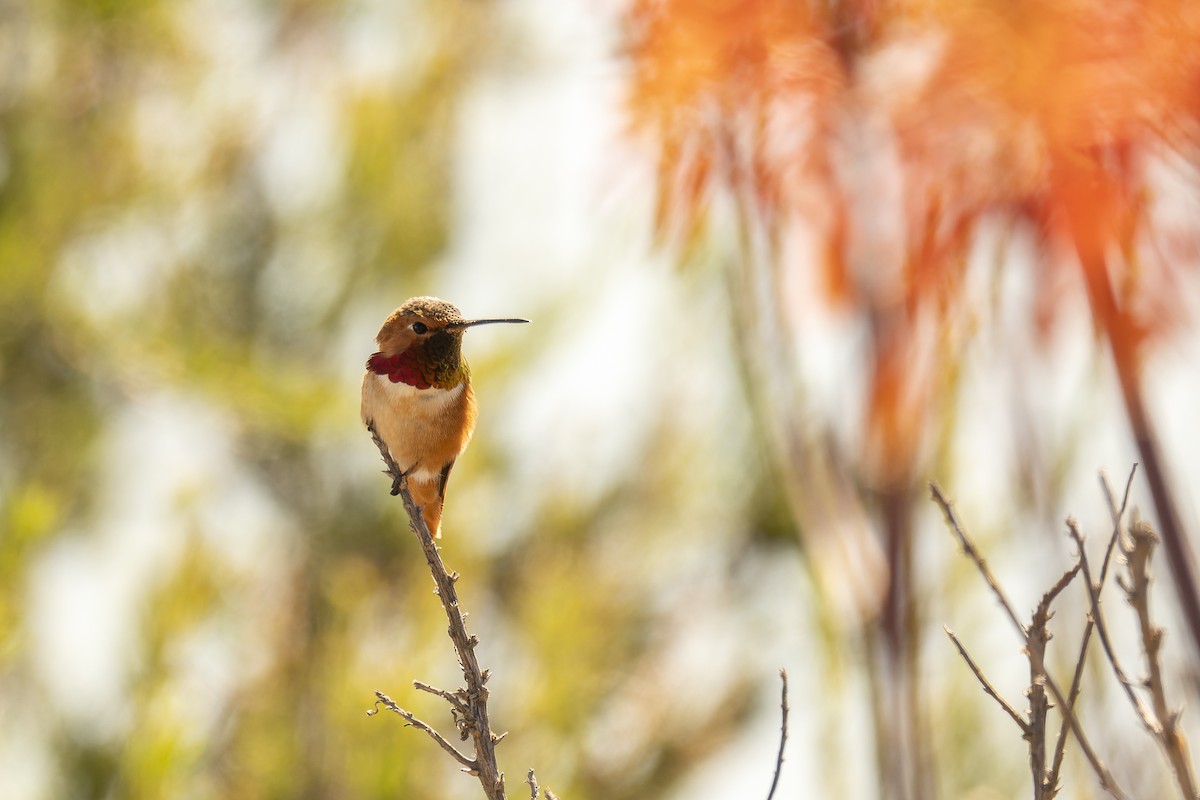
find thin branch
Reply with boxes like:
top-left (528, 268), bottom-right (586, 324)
top-left (526, 768), bottom-right (558, 800)
top-left (1048, 465), bottom-right (1138, 793)
top-left (1108, 329), bottom-right (1200, 661)
top-left (367, 422), bottom-right (408, 497)
top-left (368, 691), bottom-right (476, 770)
top-left (944, 627), bottom-right (1029, 734)
top-left (1099, 465), bottom-right (1138, 580)
top-left (1028, 564), bottom-right (1081, 800)
top-left (1044, 563), bottom-right (1083, 608)
top-left (367, 422), bottom-right (508, 800)
top-left (765, 669), bottom-right (790, 800)
top-left (1124, 518), bottom-right (1199, 799)
top-left (931, 482), bottom-right (1130, 800)
top-left (929, 483), bottom-right (1025, 633)
top-left (414, 680), bottom-right (471, 716)
top-left (1067, 517), bottom-right (1159, 735)
top-left (1047, 616), bottom-right (1093, 799)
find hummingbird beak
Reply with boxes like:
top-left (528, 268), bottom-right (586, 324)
top-left (451, 317), bottom-right (530, 329)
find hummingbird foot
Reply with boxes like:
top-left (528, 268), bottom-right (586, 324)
top-left (391, 467), bottom-right (412, 496)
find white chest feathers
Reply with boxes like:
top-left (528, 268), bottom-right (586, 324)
top-left (373, 375), bottom-right (465, 409)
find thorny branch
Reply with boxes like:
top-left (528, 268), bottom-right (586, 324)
top-left (1067, 517), bottom-right (1158, 735)
top-left (367, 422), bottom-right (509, 800)
top-left (930, 481), bottom-right (1130, 800)
top-left (1048, 466), bottom-right (1137, 792)
top-left (368, 690), bottom-right (475, 769)
top-left (1121, 518), bottom-right (1198, 798)
top-left (1066, 466), bottom-right (1198, 799)
top-left (1028, 562), bottom-right (1082, 799)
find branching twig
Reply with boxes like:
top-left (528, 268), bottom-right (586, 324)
top-left (1048, 466), bottom-right (1137, 793)
top-left (368, 690), bottom-right (476, 769)
top-left (523, 768), bottom-right (559, 800)
top-left (367, 422), bottom-right (508, 800)
top-left (931, 482), bottom-right (1129, 800)
top-left (1123, 518), bottom-right (1199, 799)
top-left (414, 680), bottom-right (471, 716)
top-left (1029, 564), bottom-right (1081, 799)
top-left (1067, 517), bottom-right (1159, 735)
top-left (765, 669), bottom-right (790, 800)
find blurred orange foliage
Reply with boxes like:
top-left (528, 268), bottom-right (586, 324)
top-left (626, 0), bottom-right (1200, 482)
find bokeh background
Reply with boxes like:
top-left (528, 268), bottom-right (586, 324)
top-left (4, 1), bottom-right (1200, 798)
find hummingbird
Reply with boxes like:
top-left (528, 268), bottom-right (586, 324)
top-left (362, 296), bottom-right (528, 537)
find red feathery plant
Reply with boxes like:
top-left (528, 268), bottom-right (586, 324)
top-left (625, 1), bottom-right (1200, 796)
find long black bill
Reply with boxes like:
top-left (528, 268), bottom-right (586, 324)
top-left (452, 317), bottom-right (530, 329)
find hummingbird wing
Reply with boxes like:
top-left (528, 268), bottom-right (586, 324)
top-left (437, 458), bottom-right (457, 500)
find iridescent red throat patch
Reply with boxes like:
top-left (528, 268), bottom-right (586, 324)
top-left (366, 351), bottom-right (431, 390)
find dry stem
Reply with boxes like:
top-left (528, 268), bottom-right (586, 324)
top-left (368, 690), bottom-right (475, 769)
top-left (1123, 518), bottom-right (1198, 798)
top-left (1028, 564), bottom-right (1081, 799)
top-left (765, 669), bottom-right (790, 800)
top-left (944, 626), bottom-right (1028, 734)
top-left (1048, 466), bottom-right (1137, 793)
top-left (367, 422), bottom-right (507, 800)
top-left (930, 482), bottom-right (1129, 800)
top-left (1067, 517), bottom-right (1158, 735)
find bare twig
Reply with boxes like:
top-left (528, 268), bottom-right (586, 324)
top-left (944, 627), bottom-right (1028, 733)
top-left (1123, 518), bottom-right (1199, 799)
top-left (1067, 517), bottom-right (1159, 735)
top-left (414, 680), bottom-right (471, 716)
top-left (765, 669), bottom-right (790, 800)
top-left (367, 422), bottom-right (508, 800)
top-left (1099, 466), bottom-right (1138, 580)
top-left (1109, 337), bottom-right (1200, 661)
top-left (945, 564), bottom-right (1075, 800)
top-left (930, 484), bottom-right (1025, 632)
top-left (526, 768), bottom-right (558, 800)
top-left (1048, 466), bottom-right (1138, 794)
top-left (1028, 564), bottom-right (1081, 800)
top-left (931, 482), bottom-right (1129, 800)
top-left (368, 690), bottom-right (476, 770)
top-left (1046, 462), bottom-right (1137, 796)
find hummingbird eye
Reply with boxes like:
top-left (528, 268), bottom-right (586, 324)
top-left (410, 322), bottom-right (428, 335)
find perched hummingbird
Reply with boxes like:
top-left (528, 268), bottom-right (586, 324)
top-left (362, 296), bottom-right (528, 537)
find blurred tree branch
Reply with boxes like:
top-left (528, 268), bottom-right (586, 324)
top-left (527, 768), bottom-right (558, 800)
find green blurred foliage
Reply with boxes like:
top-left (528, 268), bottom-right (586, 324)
top-left (0, 2), bottom-right (780, 799)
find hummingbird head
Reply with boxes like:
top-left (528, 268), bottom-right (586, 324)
top-left (367, 296), bottom-right (529, 389)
